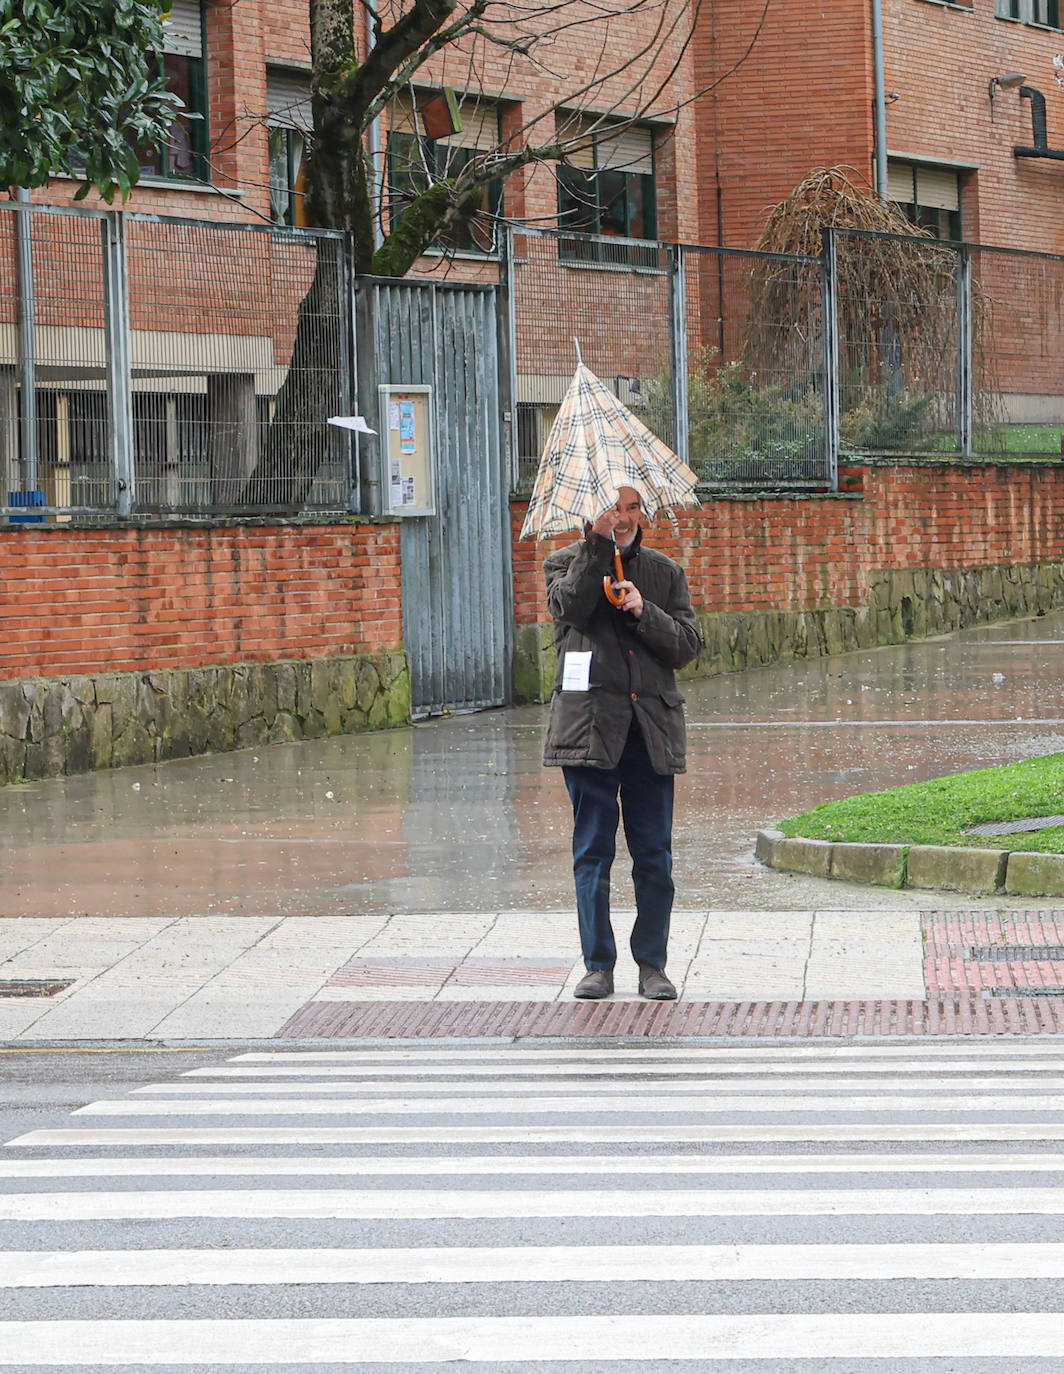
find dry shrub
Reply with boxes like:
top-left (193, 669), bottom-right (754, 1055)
top-left (744, 167), bottom-right (1002, 452)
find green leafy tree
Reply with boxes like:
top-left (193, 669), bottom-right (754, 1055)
top-left (0, 0), bottom-right (179, 201)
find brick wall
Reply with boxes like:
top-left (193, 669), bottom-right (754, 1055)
top-left (692, 2), bottom-right (875, 251)
top-left (0, 521), bottom-right (403, 681)
top-left (513, 461), bottom-right (1064, 624)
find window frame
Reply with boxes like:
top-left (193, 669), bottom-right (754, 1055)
top-left (887, 161), bottom-right (963, 242)
top-left (137, 0), bottom-right (210, 184)
top-left (266, 69), bottom-right (313, 227)
top-left (994, 0), bottom-right (1060, 27)
top-left (386, 99), bottom-right (504, 256)
top-left (555, 121), bottom-right (658, 263)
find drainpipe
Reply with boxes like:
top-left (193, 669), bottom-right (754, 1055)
top-left (365, 0), bottom-right (384, 249)
top-left (871, 0), bottom-right (888, 201)
top-left (13, 188), bottom-right (38, 494)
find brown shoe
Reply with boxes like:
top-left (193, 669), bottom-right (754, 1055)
top-left (638, 965), bottom-right (677, 1000)
top-left (574, 969), bottom-right (614, 999)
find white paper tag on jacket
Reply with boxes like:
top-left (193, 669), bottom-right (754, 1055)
top-left (561, 651), bottom-right (592, 691)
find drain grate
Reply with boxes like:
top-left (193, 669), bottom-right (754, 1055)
top-left (966, 815), bottom-right (1064, 837)
top-left (982, 987), bottom-right (1064, 998)
top-left (969, 945), bottom-right (1064, 962)
top-left (0, 978), bottom-right (73, 999)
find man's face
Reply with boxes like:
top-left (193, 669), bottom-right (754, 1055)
top-left (612, 488), bottom-right (642, 548)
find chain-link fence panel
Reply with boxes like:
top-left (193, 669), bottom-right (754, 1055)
top-left (833, 228), bottom-right (962, 457)
top-left (1, 204), bottom-right (113, 514)
top-left (124, 216), bottom-right (352, 512)
top-left (970, 244), bottom-right (1064, 458)
top-left (683, 245), bottom-right (827, 486)
top-left (509, 227), bottom-right (676, 491)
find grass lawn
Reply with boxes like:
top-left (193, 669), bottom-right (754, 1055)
top-left (779, 752), bottom-right (1064, 853)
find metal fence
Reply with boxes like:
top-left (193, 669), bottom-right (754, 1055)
top-left (2, 201), bottom-right (353, 519)
top-left (505, 226), bottom-right (832, 491)
top-left (6, 201), bottom-right (1064, 523)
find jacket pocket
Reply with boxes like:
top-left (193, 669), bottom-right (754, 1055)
top-left (547, 688), bottom-right (597, 754)
top-left (660, 689), bottom-right (686, 765)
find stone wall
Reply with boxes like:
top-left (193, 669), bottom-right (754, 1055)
top-left (0, 652), bottom-right (410, 786)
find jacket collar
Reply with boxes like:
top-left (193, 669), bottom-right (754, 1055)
top-left (619, 525), bottom-right (643, 565)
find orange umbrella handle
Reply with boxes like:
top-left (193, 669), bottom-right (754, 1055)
top-left (602, 550), bottom-right (626, 606)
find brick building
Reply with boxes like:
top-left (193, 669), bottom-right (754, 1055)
top-left (697, 0), bottom-right (1064, 255)
top-left (8, 0), bottom-right (1064, 510)
top-left (28, 1), bottom-right (1064, 255)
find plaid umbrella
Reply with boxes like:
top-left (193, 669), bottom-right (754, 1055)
top-left (519, 363), bottom-right (699, 541)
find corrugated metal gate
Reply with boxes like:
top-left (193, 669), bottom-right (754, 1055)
top-left (361, 278), bottom-right (511, 717)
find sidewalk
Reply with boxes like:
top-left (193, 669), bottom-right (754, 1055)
top-left (4, 905), bottom-right (1064, 1041)
top-left (4, 611), bottom-right (1064, 1041)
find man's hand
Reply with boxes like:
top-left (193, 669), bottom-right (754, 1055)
top-left (612, 580), bottom-right (643, 618)
top-left (590, 507), bottom-right (622, 539)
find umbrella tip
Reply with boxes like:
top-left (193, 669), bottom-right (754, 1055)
top-left (573, 337), bottom-right (583, 367)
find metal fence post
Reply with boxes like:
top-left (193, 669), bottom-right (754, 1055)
top-left (101, 213), bottom-right (134, 515)
top-left (13, 191), bottom-right (39, 496)
top-left (354, 280), bottom-right (383, 516)
top-left (669, 243), bottom-right (689, 463)
top-left (957, 243), bottom-right (973, 458)
top-left (821, 227), bottom-right (840, 490)
top-left (340, 231), bottom-right (361, 513)
top-left (496, 225), bottom-right (520, 491)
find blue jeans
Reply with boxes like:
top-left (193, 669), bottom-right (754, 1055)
top-left (562, 721), bottom-right (675, 972)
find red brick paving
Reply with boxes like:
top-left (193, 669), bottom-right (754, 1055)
top-left (275, 911), bottom-right (1064, 1039)
top-left (276, 995), bottom-right (1064, 1038)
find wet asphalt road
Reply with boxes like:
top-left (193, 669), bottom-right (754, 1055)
top-left (3, 611), bottom-right (1064, 919)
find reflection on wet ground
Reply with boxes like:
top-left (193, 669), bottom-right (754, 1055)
top-left (3, 612), bottom-right (1064, 918)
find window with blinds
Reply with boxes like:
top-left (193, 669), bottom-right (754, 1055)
top-left (994, 0), bottom-right (1060, 27)
top-left (887, 161), bottom-right (962, 241)
top-left (555, 115), bottom-right (657, 263)
top-left (267, 70), bottom-right (312, 226)
top-left (386, 92), bottom-right (503, 253)
top-left (140, 0), bottom-right (208, 182)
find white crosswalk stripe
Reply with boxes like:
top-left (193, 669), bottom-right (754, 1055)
top-left (4, 1040), bottom-right (1064, 1369)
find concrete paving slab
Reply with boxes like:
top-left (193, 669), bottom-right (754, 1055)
top-left (0, 919), bottom-right (69, 958)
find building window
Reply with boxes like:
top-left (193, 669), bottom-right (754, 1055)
top-left (556, 118), bottom-right (656, 262)
top-left (267, 70), bottom-right (312, 226)
top-left (887, 161), bottom-right (962, 240)
top-left (137, 0), bottom-right (209, 182)
top-left (387, 94), bottom-right (502, 254)
top-left (995, 0), bottom-right (1060, 26)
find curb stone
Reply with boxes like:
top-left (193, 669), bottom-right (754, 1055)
top-left (756, 829), bottom-right (1052, 895)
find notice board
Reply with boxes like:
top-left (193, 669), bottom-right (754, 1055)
top-left (378, 384), bottom-right (436, 516)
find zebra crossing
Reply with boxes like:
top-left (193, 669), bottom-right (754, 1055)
top-left (3, 1040), bottom-right (1064, 1368)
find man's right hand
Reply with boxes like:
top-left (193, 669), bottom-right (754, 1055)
top-left (590, 508), bottom-right (621, 539)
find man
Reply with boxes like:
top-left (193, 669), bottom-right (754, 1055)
top-left (543, 487), bottom-right (702, 1000)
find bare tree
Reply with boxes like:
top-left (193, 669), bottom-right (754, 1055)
top-left (241, 0), bottom-right (768, 505)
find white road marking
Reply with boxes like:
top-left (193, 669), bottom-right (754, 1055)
top-left (72, 1092), bottom-right (1064, 1116)
top-left (3, 1187), bottom-right (1064, 1222)
top-left (14, 1122), bottom-right (1064, 1146)
top-left (182, 1059), bottom-right (1064, 1079)
top-left (3, 1151), bottom-right (1064, 1178)
top-left (142, 1074), bottom-right (1064, 1096)
top-left (4, 1242), bottom-right (1064, 1288)
top-left (3, 1313), bottom-right (1064, 1363)
top-left (234, 1044), bottom-right (1064, 1062)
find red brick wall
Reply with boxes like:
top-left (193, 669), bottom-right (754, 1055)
top-left (0, 522), bottom-right (403, 680)
top-left (513, 461), bottom-right (1064, 623)
top-left (692, 2), bottom-right (875, 251)
top-left (885, 0), bottom-right (1064, 257)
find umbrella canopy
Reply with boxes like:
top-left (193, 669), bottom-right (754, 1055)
top-left (520, 363), bottom-right (700, 540)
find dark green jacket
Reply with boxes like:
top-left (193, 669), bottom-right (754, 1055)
top-left (542, 528), bottom-right (702, 774)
